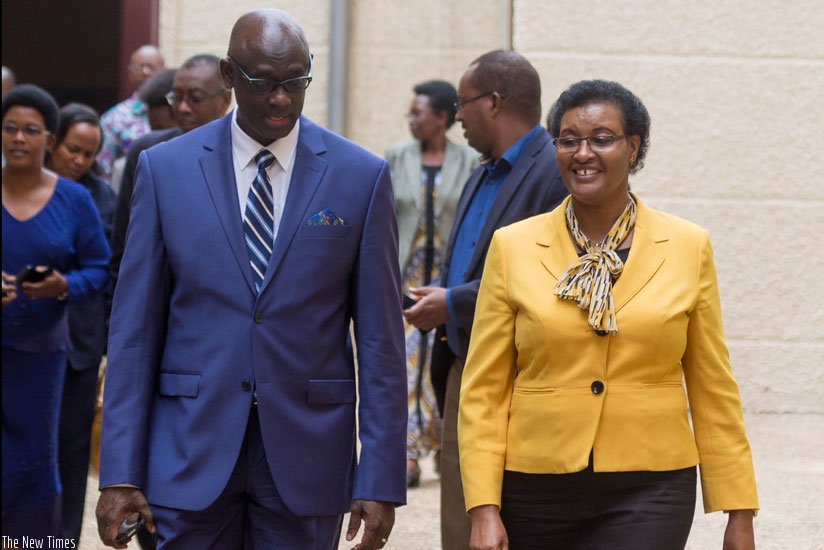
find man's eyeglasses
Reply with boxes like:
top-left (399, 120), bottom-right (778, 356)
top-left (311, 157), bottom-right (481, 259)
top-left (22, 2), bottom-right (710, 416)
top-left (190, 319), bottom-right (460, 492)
top-left (2, 123), bottom-right (51, 138)
top-left (453, 91), bottom-right (496, 113)
top-left (165, 89), bottom-right (226, 107)
top-left (229, 56), bottom-right (313, 95)
top-left (552, 135), bottom-right (627, 153)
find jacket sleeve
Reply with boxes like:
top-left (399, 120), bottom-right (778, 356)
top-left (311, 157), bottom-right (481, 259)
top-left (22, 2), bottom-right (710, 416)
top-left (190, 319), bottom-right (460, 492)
top-left (681, 231), bottom-right (759, 513)
top-left (65, 188), bottom-right (111, 301)
top-left (99, 151), bottom-right (170, 489)
top-left (458, 232), bottom-right (517, 511)
top-left (350, 160), bottom-right (408, 505)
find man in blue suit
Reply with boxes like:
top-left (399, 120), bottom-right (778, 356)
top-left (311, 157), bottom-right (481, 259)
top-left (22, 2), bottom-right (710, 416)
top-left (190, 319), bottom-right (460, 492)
top-left (96, 9), bottom-right (406, 549)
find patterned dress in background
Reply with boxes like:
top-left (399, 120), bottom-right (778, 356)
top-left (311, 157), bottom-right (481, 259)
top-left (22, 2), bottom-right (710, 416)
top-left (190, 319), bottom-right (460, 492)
top-left (404, 166), bottom-right (444, 461)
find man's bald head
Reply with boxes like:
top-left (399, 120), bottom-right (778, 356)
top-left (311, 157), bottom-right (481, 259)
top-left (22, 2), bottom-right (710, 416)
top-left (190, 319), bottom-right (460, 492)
top-left (227, 9), bottom-right (309, 61)
top-left (128, 44), bottom-right (165, 89)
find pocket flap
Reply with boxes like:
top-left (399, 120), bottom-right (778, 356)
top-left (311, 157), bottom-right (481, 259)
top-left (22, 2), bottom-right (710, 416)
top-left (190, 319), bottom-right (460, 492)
top-left (306, 379), bottom-right (356, 405)
top-left (158, 372), bottom-right (200, 398)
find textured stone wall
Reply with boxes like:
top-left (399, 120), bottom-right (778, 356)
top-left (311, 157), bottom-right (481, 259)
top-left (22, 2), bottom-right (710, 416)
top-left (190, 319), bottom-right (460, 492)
top-left (159, 0), bottom-right (824, 412)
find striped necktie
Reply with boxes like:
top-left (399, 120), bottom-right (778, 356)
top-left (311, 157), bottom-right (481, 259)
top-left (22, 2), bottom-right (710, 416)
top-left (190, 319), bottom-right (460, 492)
top-left (244, 150), bottom-right (276, 292)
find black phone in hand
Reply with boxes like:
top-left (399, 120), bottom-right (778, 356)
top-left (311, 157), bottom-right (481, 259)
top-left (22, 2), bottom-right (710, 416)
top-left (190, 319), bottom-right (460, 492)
top-left (115, 513), bottom-right (145, 545)
top-left (15, 265), bottom-right (53, 285)
top-left (403, 294), bottom-right (417, 309)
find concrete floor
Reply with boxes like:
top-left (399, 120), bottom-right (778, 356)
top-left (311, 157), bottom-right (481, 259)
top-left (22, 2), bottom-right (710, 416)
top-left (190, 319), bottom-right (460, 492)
top-left (80, 411), bottom-right (824, 549)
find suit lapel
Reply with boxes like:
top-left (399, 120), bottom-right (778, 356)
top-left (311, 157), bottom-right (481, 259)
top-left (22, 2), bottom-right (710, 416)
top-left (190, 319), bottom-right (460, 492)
top-left (200, 116), bottom-right (257, 294)
top-left (260, 117), bottom-right (328, 291)
top-left (465, 131), bottom-right (546, 278)
top-left (538, 198), bottom-right (577, 281)
top-left (442, 166), bottom-right (485, 282)
top-left (404, 145), bottom-right (424, 215)
top-left (612, 200), bottom-right (667, 312)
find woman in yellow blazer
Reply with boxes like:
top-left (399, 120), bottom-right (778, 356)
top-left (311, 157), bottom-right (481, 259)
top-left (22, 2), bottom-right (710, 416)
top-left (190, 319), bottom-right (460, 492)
top-left (459, 80), bottom-right (758, 550)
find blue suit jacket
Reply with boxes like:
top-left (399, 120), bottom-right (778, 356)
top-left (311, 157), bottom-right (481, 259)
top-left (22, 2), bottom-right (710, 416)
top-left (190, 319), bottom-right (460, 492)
top-left (100, 114), bottom-right (407, 515)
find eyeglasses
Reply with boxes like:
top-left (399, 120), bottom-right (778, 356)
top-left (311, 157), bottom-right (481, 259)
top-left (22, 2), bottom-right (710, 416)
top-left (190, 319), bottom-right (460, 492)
top-left (229, 56), bottom-right (313, 95)
top-left (453, 91), bottom-right (495, 113)
top-left (552, 135), bottom-right (627, 153)
top-left (165, 89), bottom-right (226, 107)
top-left (2, 123), bottom-right (51, 138)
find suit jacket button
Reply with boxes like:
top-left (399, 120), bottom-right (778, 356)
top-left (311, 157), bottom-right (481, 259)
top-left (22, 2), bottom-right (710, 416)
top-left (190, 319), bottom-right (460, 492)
top-left (254, 312), bottom-right (263, 324)
top-left (591, 380), bottom-right (604, 394)
top-left (242, 381), bottom-right (252, 392)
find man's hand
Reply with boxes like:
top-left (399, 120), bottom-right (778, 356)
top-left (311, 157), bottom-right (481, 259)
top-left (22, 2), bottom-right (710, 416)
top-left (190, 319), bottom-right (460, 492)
top-left (96, 487), bottom-right (156, 548)
top-left (403, 286), bottom-right (449, 331)
top-left (345, 500), bottom-right (394, 549)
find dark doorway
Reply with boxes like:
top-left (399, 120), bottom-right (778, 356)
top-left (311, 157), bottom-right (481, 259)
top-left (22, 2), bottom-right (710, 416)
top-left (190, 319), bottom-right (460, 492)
top-left (2, 0), bottom-right (158, 116)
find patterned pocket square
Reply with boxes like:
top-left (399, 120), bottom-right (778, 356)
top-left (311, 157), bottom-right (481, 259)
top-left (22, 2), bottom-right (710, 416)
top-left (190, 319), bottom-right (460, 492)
top-left (307, 209), bottom-right (346, 226)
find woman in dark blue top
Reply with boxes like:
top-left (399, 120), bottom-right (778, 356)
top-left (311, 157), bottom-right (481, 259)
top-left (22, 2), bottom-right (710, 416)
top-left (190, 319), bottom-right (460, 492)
top-left (2, 85), bottom-right (110, 538)
top-left (45, 101), bottom-right (117, 542)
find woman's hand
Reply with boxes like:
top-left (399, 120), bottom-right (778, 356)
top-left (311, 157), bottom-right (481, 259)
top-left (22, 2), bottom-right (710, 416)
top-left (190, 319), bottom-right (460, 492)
top-left (468, 504), bottom-right (508, 550)
top-left (723, 509), bottom-right (755, 550)
top-left (18, 268), bottom-right (68, 300)
top-left (2, 270), bottom-right (18, 306)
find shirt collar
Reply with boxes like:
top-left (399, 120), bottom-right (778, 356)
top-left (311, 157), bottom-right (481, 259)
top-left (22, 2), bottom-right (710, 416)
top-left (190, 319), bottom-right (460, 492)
top-left (230, 107), bottom-right (300, 171)
top-left (481, 125), bottom-right (542, 173)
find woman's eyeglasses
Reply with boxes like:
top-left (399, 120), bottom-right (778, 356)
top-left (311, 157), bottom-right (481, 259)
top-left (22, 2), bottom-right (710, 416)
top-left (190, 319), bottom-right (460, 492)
top-left (2, 123), bottom-right (51, 138)
top-left (552, 135), bottom-right (627, 153)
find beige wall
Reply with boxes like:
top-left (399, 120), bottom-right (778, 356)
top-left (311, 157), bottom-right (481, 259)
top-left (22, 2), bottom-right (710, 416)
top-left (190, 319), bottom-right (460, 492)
top-left (159, 1), bottom-right (824, 413)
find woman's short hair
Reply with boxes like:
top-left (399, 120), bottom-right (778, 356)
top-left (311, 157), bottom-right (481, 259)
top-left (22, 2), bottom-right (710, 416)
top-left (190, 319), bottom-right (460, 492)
top-left (55, 103), bottom-right (103, 152)
top-left (413, 80), bottom-right (459, 129)
top-left (1, 83), bottom-right (59, 134)
top-left (548, 80), bottom-right (651, 174)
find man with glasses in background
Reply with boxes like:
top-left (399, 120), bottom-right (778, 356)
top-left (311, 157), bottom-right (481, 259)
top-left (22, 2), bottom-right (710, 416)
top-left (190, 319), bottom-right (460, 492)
top-left (96, 45), bottom-right (165, 181)
top-left (109, 54), bottom-right (231, 288)
top-left (403, 49), bottom-right (568, 549)
top-left (97, 9), bottom-right (406, 549)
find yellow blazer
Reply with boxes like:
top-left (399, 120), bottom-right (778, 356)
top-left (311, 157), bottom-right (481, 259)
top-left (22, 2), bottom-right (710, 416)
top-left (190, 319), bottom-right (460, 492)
top-left (459, 195), bottom-right (758, 515)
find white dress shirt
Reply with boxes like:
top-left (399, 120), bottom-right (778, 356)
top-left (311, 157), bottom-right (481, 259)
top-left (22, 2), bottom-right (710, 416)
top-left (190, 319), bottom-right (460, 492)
top-left (229, 108), bottom-right (299, 244)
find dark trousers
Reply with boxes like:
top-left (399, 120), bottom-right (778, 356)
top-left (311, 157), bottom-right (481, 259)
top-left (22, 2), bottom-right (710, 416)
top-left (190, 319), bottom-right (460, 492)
top-left (58, 362), bottom-right (100, 542)
top-left (440, 359), bottom-right (471, 549)
top-left (150, 407), bottom-right (343, 550)
top-left (501, 462), bottom-right (696, 550)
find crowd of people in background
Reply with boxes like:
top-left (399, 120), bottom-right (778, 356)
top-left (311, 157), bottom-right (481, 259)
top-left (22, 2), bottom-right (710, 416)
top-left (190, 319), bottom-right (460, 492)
top-left (3, 7), bottom-right (758, 550)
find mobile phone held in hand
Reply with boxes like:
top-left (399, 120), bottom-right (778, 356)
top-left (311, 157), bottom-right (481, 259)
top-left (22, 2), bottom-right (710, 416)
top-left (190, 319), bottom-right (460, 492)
top-left (15, 265), bottom-right (53, 285)
top-left (115, 513), bottom-right (145, 545)
top-left (403, 294), bottom-right (417, 309)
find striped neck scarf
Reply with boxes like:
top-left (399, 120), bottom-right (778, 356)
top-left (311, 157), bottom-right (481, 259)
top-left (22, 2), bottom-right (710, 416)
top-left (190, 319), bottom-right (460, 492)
top-left (554, 195), bottom-right (637, 335)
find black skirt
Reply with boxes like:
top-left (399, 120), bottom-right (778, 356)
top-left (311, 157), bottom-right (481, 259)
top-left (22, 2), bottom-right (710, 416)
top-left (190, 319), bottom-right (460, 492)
top-left (500, 457), bottom-right (696, 550)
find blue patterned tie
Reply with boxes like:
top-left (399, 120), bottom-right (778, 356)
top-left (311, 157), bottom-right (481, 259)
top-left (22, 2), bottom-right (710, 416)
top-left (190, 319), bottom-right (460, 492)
top-left (244, 150), bottom-right (276, 292)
